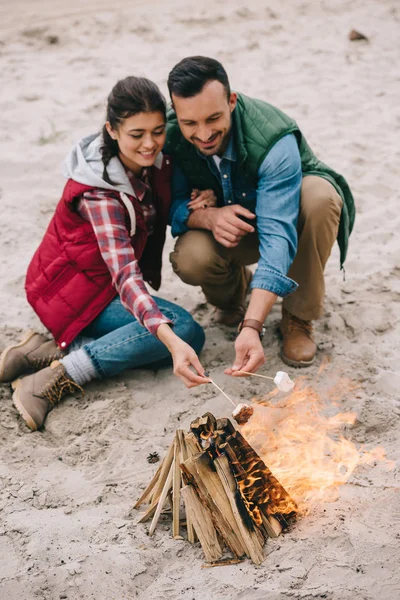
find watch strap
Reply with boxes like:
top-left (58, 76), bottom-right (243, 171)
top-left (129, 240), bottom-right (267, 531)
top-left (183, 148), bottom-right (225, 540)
top-left (238, 319), bottom-right (264, 335)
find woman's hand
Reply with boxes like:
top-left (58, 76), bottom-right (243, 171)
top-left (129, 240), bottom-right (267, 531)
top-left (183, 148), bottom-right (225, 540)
top-left (156, 323), bottom-right (210, 388)
top-left (188, 189), bottom-right (217, 211)
top-left (170, 339), bottom-right (210, 388)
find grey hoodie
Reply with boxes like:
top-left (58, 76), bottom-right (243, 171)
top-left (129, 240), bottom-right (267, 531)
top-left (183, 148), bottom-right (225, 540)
top-left (62, 133), bottom-right (164, 236)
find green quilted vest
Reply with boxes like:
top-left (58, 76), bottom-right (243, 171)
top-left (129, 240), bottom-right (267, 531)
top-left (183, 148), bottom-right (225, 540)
top-left (165, 93), bottom-right (355, 267)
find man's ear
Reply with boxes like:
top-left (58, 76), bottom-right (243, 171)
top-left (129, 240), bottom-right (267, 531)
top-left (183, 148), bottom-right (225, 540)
top-left (105, 121), bottom-right (117, 140)
top-left (229, 92), bottom-right (238, 113)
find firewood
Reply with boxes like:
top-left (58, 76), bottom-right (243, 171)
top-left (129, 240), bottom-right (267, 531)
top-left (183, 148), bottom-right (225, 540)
top-left (182, 453), bottom-right (246, 558)
top-left (201, 557), bottom-right (245, 568)
top-left (214, 455), bottom-right (265, 565)
top-left (184, 431), bottom-right (202, 456)
top-left (133, 462), bottom-right (162, 509)
top-left (135, 413), bottom-right (294, 565)
top-left (261, 512), bottom-right (282, 538)
top-left (176, 430), bottom-right (197, 543)
top-left (149, 462), bottom-right (174, 536)
top-left (181, 485), bottom-right (223, 562)
top-left (150, 439), bottom-right (175, 505)
top-left (172, 435), bottom-right (182, 538)
top-left (225, 431), bottom-right (297, 520)
top-left (190, 412), bottom-right (217, 443)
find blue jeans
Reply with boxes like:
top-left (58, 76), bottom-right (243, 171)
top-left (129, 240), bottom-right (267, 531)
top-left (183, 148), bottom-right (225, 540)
top-left (76, 297), bottom-right (205, 378)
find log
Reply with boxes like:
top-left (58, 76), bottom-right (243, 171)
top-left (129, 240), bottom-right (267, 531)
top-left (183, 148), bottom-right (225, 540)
top-left (190, 412), bottom-right (217, 443)
top-left (184, 432), bottom-right (202, 456)
top-left (133, 463), bottom-right (162, 510)
top-left (221, 441), bottom-right (263, 528)
top-left (182, 453), bottom-right (246, 558)
top-left (181, 484), bottom-right (223, 562)
top-left (214, 455), bottom-right (265, 565)
top-left (261, 512), bottom-right (282, 538)
top-left (150, 438), bottom-right (175, 505)
top-left (176, 431), bottom-right (197, 543)
top-left (149, 461), bottom-right (174, 536)
top-left (201, 557), bottom-right (245, 568)
top-left (172, 435), bottom-right (182, 538)
top-left (225, 431), bottom-right (297, 521)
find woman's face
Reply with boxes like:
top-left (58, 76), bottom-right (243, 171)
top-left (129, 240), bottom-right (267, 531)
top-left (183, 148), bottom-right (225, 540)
top-left (106, 111), bottom-right (166, 175)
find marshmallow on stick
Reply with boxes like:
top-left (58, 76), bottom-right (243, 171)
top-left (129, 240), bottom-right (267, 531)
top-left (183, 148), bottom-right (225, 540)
top-left (274, 371), bottom-right (295, 392)
top-left (236, 369), bottom-right (295, 393)
top-left (232, 403), bottom-right (254, 426)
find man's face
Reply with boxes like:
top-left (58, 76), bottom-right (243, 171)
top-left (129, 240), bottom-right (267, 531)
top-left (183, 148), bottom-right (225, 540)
top-left (172, 80), bottom-right (237, 157)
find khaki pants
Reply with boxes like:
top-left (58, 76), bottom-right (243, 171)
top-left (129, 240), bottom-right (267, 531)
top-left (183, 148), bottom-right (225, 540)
top-left (170, 176), bottom-right (343, 321)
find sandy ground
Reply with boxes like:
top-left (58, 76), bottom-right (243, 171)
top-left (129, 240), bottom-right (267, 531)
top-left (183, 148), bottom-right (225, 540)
top-left (0, 0), bottom-right (399, 598)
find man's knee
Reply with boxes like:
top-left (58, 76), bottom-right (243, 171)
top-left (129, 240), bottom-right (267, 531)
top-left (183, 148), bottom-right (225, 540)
top-left (170, 231), bottom-right (219, 285)
top-left (300, 176), bottom-right (343, 228)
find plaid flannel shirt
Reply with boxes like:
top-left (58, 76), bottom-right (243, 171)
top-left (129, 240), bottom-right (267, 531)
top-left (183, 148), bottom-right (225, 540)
top-left (78, 169), bottom-right (172, 336)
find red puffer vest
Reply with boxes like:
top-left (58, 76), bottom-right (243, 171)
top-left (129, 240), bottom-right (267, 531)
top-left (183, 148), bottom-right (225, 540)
top-left (25, 155), bottom-right (172, 349)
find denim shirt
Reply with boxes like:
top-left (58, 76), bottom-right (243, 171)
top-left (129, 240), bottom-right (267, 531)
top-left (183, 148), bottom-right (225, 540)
top-left (169, 133), bottom-right (302, 297)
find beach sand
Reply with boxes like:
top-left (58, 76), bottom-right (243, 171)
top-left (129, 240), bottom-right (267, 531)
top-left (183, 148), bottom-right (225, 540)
top-left (0, 0), bottom-right (399, 598)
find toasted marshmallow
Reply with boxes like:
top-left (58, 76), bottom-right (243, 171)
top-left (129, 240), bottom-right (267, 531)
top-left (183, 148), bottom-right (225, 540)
top-left (232, 403), bottom-right (254, 425)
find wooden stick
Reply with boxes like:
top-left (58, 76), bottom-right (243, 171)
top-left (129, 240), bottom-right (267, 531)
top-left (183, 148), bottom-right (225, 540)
top-left (172, 435), bottom-right (181, 539)
top-left (261, 512), bottom-right (282, 538)
top-left (183, 453), bottom-right (246, 558)
top-left (237, 370), bottom-right (274, 381)
top-left (214, 455), bottom-right (265, 565)
top-left (149, 439), bottom-right (175, 505)
top-left (181, 485), bottom-right (223, 562)
top-left (149, 462), bottom-right (174, 536)
top-left (133, 462), bottom-right (162, 509)
top-left (178, 431), bottom-right (197, 544)
top-left (201, 558), bottom-right (245, 568)
top-left (209, 379), bottom-right (237, 407)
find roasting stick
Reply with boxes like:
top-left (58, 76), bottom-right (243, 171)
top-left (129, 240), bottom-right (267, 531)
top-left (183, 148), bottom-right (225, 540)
top-left (208, 379), bottom-right (237, 407)
top-left (206, 373), bottom-right (255, 425)
top-left (236, 370), bottom-right (274, 381)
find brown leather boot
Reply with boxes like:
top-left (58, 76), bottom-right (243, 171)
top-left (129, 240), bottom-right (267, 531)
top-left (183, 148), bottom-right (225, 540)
top-left (212, 267), bottom-right (252, 327)
top-left (0, 331), bottom-right (64, 383)
top-left (280, 307), bottom-right (317, 367)
top-left (11, 361), bottom-right (83, 431)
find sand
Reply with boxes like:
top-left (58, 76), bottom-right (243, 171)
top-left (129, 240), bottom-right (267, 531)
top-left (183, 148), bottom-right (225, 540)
top-left (0, 0), bottom-right (399, 598)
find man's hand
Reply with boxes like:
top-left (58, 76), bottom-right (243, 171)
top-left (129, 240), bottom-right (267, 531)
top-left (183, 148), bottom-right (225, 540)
top-left (224, 327), bottom-right (265, 376)
top-left (208, 205), bottom-right (255, 248)
top-left (188, 189), bottom-right (217, 211)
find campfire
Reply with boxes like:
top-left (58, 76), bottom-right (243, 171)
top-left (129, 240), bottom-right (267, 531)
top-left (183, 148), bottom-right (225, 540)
top-left (134, 412), bottom-right (297, 565)
top-left (135, 370), bottom-right (393, 566)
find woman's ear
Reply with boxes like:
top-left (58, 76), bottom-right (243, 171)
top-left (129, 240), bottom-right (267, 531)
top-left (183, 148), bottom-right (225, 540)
top-left (105, 121), bottom-right (118, 140)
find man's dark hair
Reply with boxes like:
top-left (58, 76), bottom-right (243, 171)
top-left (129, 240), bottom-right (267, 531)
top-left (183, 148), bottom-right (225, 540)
top-left (167, 56), bottom-right (231, 100)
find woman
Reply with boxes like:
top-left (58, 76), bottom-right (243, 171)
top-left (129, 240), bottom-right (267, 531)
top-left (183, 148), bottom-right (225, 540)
top-left (0, 76), bottom-right (213, 431)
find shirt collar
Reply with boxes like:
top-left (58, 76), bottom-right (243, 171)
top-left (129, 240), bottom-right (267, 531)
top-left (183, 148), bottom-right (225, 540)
top-left (196, 129), bottom-right (237, 163)
top-left (125, 167), bottom-right (150, 202)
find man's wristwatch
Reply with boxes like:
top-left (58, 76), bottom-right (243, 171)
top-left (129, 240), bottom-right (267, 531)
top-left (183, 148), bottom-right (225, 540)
top-left (237, 319), bottom-right (266, 340)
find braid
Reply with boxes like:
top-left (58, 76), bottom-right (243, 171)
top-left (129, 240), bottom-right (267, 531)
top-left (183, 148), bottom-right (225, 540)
top-left (99, 76), bottom-right (166, 185)
top-left (100, 124), bottom-right (119, 185)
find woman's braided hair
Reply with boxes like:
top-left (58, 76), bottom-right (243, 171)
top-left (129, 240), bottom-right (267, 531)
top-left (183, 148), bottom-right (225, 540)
top-left (101, 76), bottom-right (166, 184)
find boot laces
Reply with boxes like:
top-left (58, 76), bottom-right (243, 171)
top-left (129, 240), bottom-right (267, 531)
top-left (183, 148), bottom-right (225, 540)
top-left (41, 369), bottom-right (84, 406)
top-left (30, 353), bottom-right (63, 370)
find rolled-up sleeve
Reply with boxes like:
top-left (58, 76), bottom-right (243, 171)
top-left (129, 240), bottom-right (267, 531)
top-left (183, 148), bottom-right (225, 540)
top-left (251, 134), bottom-right (302, 297)
top-left (169, 163), bottom-right (192, 237)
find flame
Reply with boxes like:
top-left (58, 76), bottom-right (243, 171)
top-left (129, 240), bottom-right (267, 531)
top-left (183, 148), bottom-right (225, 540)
top-left (242, 377), bottom-right (394, 514)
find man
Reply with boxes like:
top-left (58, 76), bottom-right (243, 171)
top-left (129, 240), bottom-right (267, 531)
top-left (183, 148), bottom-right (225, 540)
top-left (165, 56), bottom-right (355, 375)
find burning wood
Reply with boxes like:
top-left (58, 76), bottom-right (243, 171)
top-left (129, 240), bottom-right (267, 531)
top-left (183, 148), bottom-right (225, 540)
top-left (135, 412), bottom-right (297, 565)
